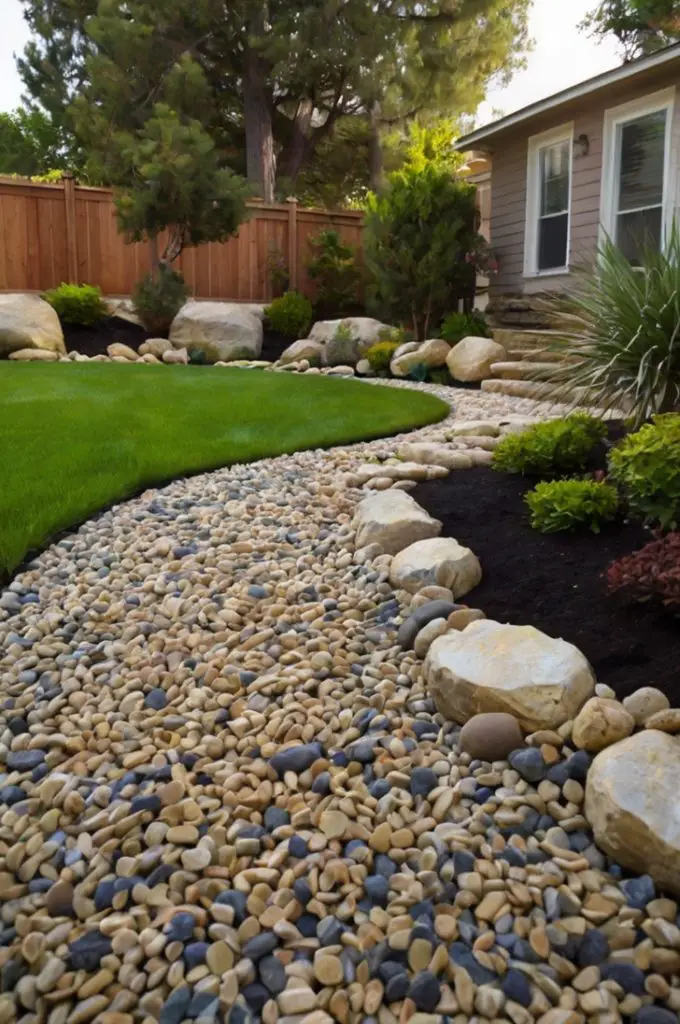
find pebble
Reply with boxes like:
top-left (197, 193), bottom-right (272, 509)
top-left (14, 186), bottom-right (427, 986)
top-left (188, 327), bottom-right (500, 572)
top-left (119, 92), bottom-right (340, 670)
top-left (0, 383), bottom-right (673, 1024)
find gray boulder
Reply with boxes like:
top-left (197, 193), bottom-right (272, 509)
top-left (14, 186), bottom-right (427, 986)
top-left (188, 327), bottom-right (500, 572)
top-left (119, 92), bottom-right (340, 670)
top-left (169, 302), bottom-right (263, 363)
top-left (0, 294), bottom-right (65, 355)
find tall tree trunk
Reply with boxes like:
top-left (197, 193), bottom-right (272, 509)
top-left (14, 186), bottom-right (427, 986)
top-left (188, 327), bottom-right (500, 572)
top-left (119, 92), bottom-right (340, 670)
top-left (278, 97), bottom-right (314, 186)
top-left (368, 100), bottom-right (383, 192)
top-left (244, 4), bottom-right (275, 203)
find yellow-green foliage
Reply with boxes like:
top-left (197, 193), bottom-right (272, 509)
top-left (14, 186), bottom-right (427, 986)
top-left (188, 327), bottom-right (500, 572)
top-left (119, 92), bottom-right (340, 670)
top-left (365, 340), bottom-right (400, 372)
top-left (526, 479), bottom-right (618, 533)
top-left (492, 414), bottom-right (607, 477)
top-left (43, 283), bottom-right (107, 326)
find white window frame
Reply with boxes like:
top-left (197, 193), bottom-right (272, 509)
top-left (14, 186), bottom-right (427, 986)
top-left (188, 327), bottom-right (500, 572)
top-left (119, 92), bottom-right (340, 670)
top-left (600, 87), bottom-right (676, 253)
top-left (524, 122), bottom-right (574, 279)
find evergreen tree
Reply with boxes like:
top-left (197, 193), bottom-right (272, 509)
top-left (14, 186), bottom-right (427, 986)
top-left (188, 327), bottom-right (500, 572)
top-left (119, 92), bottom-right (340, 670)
top-left (0, 108), bottom-right (69, 177)
top-left (582, 0), bottom-right (680, 59)
top-left (18, 0), bottom-right (531, 204)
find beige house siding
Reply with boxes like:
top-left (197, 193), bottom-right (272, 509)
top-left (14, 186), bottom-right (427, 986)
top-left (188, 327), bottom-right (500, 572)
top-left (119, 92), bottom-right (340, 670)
top-left (488, 64), bottom-right (680, 296)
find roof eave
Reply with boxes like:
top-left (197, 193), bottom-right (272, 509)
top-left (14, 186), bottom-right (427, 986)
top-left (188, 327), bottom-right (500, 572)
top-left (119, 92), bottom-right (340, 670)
top-left (455, 42), bottom-right (680, 151)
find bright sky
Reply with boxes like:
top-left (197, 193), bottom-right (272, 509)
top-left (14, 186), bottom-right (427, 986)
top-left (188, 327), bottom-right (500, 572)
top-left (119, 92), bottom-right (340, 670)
top-left (1, 0), bottom-right (622, 119)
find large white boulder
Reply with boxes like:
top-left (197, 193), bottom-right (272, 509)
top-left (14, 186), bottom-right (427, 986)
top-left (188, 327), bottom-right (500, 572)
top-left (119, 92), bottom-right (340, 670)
top-left (390, 537), bottom-right (481, 598)
top-left (446, 336), bottom-right (506, 382)
top-left (279, 339), bottom-right (325, 366)
top-left (169, 302), bottom-right (263, 363)
top-left (585, 730), bottom-right (680, 894)
top-left (425, 620), bottom-right (595, 731)
top-left (391, 339), bottom-right (451, 377)
top-left (354, 491), bottom-right (441, 556)
top-left (309, 318), bottom-right (390, 366)
top-left (0, 294), bottom-right (65, 355)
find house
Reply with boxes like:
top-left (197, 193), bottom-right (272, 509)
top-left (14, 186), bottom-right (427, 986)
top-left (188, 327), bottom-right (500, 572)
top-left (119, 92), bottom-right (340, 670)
top-left (456, 42), bottom-right (680, 320)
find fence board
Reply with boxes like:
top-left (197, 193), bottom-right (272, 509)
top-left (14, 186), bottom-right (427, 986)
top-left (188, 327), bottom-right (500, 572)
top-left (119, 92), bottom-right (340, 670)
top-left (0, 176), bottom-right (364, 301)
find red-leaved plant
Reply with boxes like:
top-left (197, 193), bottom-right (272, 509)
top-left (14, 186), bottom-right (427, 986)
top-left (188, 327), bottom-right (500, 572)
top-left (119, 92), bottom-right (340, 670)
top-left (607, 532), bottom-right (680, 611)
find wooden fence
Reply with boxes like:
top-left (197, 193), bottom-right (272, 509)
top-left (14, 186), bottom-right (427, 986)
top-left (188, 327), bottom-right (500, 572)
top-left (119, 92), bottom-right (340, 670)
top-left (0, 175), bottom-right (364, 301)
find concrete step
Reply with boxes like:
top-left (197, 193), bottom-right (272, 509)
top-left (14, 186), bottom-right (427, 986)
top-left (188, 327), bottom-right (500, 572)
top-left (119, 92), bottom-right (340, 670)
top-left (507, 349), bottom-right (575, 364)
top-left (489, 361), bottom-right (559, 381)
top-left (492, 328), bottom-right (565, 352)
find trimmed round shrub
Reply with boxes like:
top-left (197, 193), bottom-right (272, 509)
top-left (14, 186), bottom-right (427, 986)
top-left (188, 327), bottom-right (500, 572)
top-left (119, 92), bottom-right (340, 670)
top-left (43, 283), bottom-right (107, 326)
top-left (265, 291), bottom-right (313, 339)
top-left (365, 340), bottom-right (400, 373)
top-left (440, 310), bottom-right (489, 345)
top-left (133, 265), bottom-right (189, 335)
top-left (526, 479), bottom-right (619, 534)
top-left (608, 414), bottom-right (680, 530)
top-left (492, 414), bottom-right (607, 477)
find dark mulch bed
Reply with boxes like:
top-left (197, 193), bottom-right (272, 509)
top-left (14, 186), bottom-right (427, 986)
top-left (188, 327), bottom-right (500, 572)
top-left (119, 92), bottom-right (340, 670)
top-left (412, 467), bottom-right (680, 702)
top-left (62, 317), bottom-right (153, 358)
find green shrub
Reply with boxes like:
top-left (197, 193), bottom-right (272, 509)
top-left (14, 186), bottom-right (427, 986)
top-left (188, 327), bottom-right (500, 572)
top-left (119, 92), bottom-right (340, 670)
top-left (363, 166), bottom-right (478, 340)
top-left (43, 283), bottom-right (107, 326)
top-left (264, 291), bottom-right (312, 339)
top-left (440, 310), bottom-right (489, 345)
top-left (307, 229), bottom-right (362, 313)
top-left (365, 340), bottom-right (401, 373)
top-left (541, 228), bottom-right (680, 426)
top-left (526, 479), bottom-right (619, 533)
top-left (428, 366), bottom-right (452, 386)
top-left (492, 414), bottom-right (607, 477)
top-left (608, 414), bottom-right (680, 529)
top-left (132, 265), bottom-right (189, 335)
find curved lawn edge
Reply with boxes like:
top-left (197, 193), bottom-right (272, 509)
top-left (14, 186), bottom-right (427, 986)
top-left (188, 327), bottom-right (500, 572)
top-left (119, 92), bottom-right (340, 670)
top-left (0, 364), bottom-right (448, 580)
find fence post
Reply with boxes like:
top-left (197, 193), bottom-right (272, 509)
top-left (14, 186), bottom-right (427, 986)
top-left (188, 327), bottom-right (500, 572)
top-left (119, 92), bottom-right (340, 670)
top-left (63, 173), bottom-right (79, 284)
top-left (286, 197), bottom-right (298, 290)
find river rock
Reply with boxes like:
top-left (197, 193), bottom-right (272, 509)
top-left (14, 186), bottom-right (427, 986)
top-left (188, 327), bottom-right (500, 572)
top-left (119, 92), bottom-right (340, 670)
top-left (644, 708), bottom-right (680, 733)
top-left (572, 697), bottom-right (635, 752)
top-left (425, 620), bottom-right (595, 730)
top-left (310, 318), bottom-right (389, 366)
top-left (585, 730), bottom-right (680, 894)
top-left (139, 338), bottom-right (173, 358)
top-left (8, 348), bottom-right (59, 361)
top-left (446, 336), bottom-right (506, 382)
top-left (169, 302), bottom-right (263, 362)
top-left (279, 339), bottom-right (324, 366)
top-left (354, 490), bottom-right (441, 555)
top-left (0, 293), bottom-right (65, 355)
top-left (389, 537), bottom-right (481, 598)
top-left (391, 339), bottom-right (450, 377)
top-left (107, 342), bottom-right (138, 361)
top-left (459, 712), bottom-right (524, 760)
top-left (396, 442), bottom-right (473, 470)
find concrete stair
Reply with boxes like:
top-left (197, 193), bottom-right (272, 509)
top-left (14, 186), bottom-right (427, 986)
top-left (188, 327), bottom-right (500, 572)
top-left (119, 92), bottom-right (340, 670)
top-left (482, 327), bottom-right (576, 401)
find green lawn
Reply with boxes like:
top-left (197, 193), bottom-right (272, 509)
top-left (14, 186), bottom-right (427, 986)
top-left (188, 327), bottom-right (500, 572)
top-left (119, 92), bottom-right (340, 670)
top-left (0, 363), bottom-right (448, 577)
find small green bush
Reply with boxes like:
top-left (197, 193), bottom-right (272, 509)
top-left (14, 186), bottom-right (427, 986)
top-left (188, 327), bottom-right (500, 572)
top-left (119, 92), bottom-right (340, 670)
top-left (526, 479), bottom-right (619, 533)
top-left (307, 229), bottom-right (362, 314)
top-left (264, 291), bottom-right (312, 339)
top-left (608, 414), bottom-right (680, 529)
top-left (492, 414), bottom-right (607, 477)
top-left (428, 366), bottom-right (452, 386)
top-left (43, 283), bottom-right (107, 326)
top-left (132, 265), bottom-right (189, 335)
top-left (365, 340), bottom-right (401, 373)
top-left (440, 310), bottom-right (489, 345)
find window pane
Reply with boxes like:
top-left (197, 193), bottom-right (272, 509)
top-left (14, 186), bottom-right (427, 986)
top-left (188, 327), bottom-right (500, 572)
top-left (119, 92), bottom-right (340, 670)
top-left (538, 212), bottom-right (568, 271)
top-left (540, 141), bottom-right (570, 216)
top-left (616, 206), bottom-right (662, 265)
top-left (618, 109), bottom-right (666, 213)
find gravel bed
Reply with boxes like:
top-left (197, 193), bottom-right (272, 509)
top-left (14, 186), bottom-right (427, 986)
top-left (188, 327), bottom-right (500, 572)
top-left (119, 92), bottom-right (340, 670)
top-left (0, 384), bottom-right (675, 1024)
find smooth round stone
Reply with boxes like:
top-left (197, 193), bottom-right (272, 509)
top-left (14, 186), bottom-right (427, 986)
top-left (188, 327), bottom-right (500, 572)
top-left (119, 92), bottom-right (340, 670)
top-left (408, 970), bottom-right (441, 1012)
top-left (184, 941), bottom-right (208, 968)
top-left (259, 955), bottom-right (286, 994)
top-left (269, 743), bottom-right (322, 777)
top-left (45, 881), bottom-right (75, 917)
top-left (314, 953), bottom-right (344, 986)
top-left (410, 766), bottom-right (438, 797)
top-left (509, 747), bottom-right (547, 782)
top-left (242, 932), bottom-right (277, 961)
top-left (263, 806), bottom-right (290, 830)
top-left (623, 687), bottom-right (670, 726)
top-left (6, 750), bottom-right (45, 772)
top-left (635, 1008), bottom-right (678, 1024)
top-left (145, 687), bottom-right (168, 710)
top-left (288, 836), bottom-right (308, 859)
top-left (578, 929), bottom-right (609, 966)
top-left (364, 875), bottom-right (390, 906)
top-left (459, 713), bottom-right (524, 761)
top-left (644, 708), bottom-right (680, 733)
top-left (502, 968), bottom-right (532, 1007)
top-left (601, 963), bottom-right (646, 994)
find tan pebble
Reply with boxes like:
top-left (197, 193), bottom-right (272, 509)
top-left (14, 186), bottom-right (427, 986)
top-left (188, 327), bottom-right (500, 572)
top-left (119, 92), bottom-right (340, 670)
top-left (622, 687), bottom-right (670, 725)
top-left (206, 941), bottom-right (234, 975)
top-left (529, 926), bottom-right (550, 959)
top-left (370, 822), bottom-right (392, 853)
top-left (645, 974), bottom-right (670, 999)
top-left (453, 965), bottom-right (474, 1015)
top-left (314, 954), bottom-right (343, 986)
top-left (434, 915), bottom-right (458, 941)
top-left (67, 996), bottom-right (110, 1024)
top-left (363, 979), bottom-right (384, 1015)
top-left (278, 986), bottom-right (317, 1014)
top-left (78, 969), bottom-right (115, 999)
top-left (98, 1016), bottom-right (134, 1024)
top-left (475, 891), bottom-right (507, 921)
top-left (329, 990), bottom-right (349, 1023)
top-left (319, 810), bottom-right (349, 839)
top-left (408, 938), bottom-right (433, 972)
top-left (538, 1012), bottom-right (585, 1024)
top-left (167, 824), bottom-right (199, 844)
top-left (447, 608), bottom-right (485, 630)
top-left (21, 932), bottom-right (45, 964)
top-left (182, 847), bottom-right (212, 871)
top-left (390, 828), bottom-right (414, 849)
top-left (645, 708), bottom-right (680, 733)
top-left (573, 966), bottom-right (600, 992)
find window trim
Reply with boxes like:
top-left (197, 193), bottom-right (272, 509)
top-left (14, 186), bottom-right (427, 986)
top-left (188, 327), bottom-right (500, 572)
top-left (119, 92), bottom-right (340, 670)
top-left (524, 123), bottom-right (574, 279)
top-left (600, 87), bottom-right (676, 253)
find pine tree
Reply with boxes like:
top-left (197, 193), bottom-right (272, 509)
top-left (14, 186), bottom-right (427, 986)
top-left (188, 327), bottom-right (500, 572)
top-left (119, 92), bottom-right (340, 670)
top-left (582, 0), bottom-right (680, 59)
